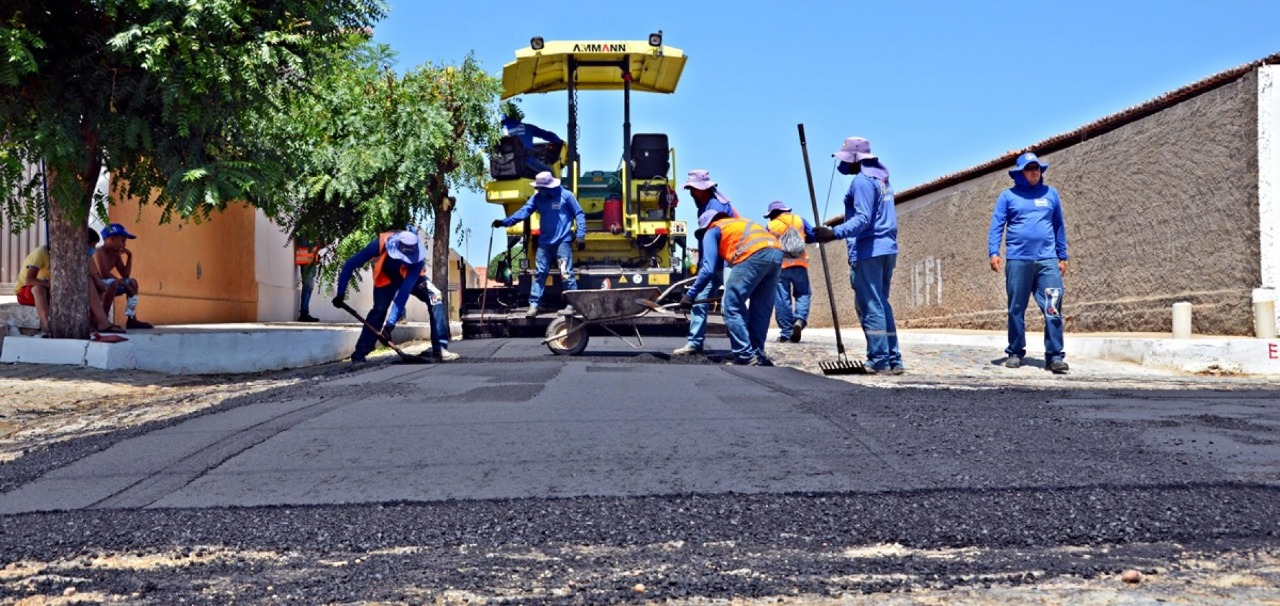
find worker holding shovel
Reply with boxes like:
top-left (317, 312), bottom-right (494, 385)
top-left (813, 136), bottom-right (904, 375)
top-left (332, 229), bottom-right (427, 365)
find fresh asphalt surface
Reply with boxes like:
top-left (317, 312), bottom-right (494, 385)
top-left (1, 335), bottom-right (1279, 603)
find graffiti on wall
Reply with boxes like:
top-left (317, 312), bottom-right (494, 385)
top-left (910, 257), bottom-right (943, 308)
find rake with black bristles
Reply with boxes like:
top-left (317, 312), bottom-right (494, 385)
top-left (798, 123), bottom-right (869, 376)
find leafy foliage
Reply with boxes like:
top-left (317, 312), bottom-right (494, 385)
top-left (0, 0), bottom-right (386, 337)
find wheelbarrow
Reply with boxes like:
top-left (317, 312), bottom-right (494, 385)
top-left (541, 277), bottom-right (703, 355)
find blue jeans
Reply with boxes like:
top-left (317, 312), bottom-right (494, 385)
top-left (686, 272), bottom-right (723, 350)
top-left (409, 276), bottom-right (452, 350)
top-left (530, 241), bottom-right (578, 308)
top-left (773, 266), bottom-right (812, 338)
top-left (353, 285), bottom-right (397, 360)
top-left (299, 264), bottom-right (316, 316)
top-left (723, 248), bottom-right (782, 363)
top-left (849, 254), bottom-right (902, 370)
top-left (1005, 259), bottom-right (1065, 362)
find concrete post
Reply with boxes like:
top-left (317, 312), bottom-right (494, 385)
top-left (1172, 302), bottom-right (1192, 339)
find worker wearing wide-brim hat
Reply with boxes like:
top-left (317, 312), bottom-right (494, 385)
top-left (332, 229), bottom-right (427, 365)
top-left (672, 169), bottom-right (740, 356)
top-left (987, 151), bottom-right (1070, 374)
top-left (764, 200), bottom-right (817, 343)
top-left (679, 209), bottom-right (784, 366)
top-left (813, 136), bottom-right (904, 374)
top-left (492, 171), bottom-right (587, 317)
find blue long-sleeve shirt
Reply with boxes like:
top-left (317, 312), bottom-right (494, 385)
top-left (501, 187), bottom-right (586, 246)
top-left (686, 225), bottom-right (731, 299)
top-left (337, 237), bottom-right (424, 324)
top-left (501, 117), bottom-right (561, 150)
top-left (832, 173), bottom-right (898, 264)
top-left (987, 180), bottom-right (1068, 261)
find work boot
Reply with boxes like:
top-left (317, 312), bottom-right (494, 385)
top-left (672, 344), bottom-right (702, 356)
top-left (524, 306), bottom-right (539, 318)
top-left (776, 336), bottom-right (790, 343)
top-left (889, 366), bottom-right (906, 375)
top-left (1049, 359), bottom-right (1070, 374)
top-left (790, 319), bottom-right (805, 343)
top-left (1003, 355), bottom-right (1022, 369)
top-left (435, 349), bottom-right (460, 362)
top-left (349, 355), bottom-right (367, 369)
top-left (298, 313), bottom-right (320, 323)
top-left (126, 317), bottom-right (154, 329)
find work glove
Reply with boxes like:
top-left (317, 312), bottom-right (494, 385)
top-left (491, 219), bottom-right (505, 229)
top-left (676, 295), bottom-right (695, 310)
top-left (331, 292), bottom-right (346, 308)
top-left (576, 239), bottom-right (586, 251)
top-left (380, 324), bottom-right (395, 344)
top-left (813, 226), bottom-right (837, 243)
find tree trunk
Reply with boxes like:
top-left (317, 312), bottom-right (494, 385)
top-left (432, 195), bottom-right (452, 298)
top-left (47, 197), bottom-right (90, 340)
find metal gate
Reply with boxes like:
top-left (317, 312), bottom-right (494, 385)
top-left (1, 163), bottom-right (46, 292)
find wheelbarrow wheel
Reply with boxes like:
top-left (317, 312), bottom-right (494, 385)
top-left (545, 315), bottom-right (589, 356)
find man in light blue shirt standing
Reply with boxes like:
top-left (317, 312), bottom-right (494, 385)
top-left (987, 152), bottom-right (1070, 374)
top-left (493, 171), bottom-right (586, 317)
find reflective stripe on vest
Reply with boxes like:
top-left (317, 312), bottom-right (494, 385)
top-left (715, 218), bottom-right (781, 266)
top-left (371, 231), bottom-right (410, 288)
top-left (294, 245), bottom-right (317, 266)
top-left (768, 213), bottom-right (809, 269)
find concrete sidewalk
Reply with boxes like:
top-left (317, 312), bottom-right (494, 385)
top-left (0, 322), bottom-right (444, 375)
top-left (794, 327), bottom-right (1280, 376)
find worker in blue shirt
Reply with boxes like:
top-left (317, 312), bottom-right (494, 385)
top-left (988, 152), bottom-right (1070, 374)
top-left (332, 229), bottom-right (426, 365)
top-left (501, 101), bottom-right (561, 175)
top-left (680, 210), bottom-right (783, 366)
top-left (673, 169), bottom-right (740, 356)
top-left (814, 136), bottom-right (904, 374)
top-left (493, 171), bottom-right (586, 317)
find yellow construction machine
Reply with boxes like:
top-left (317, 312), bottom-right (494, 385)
top-left (461, 35), bottom-right (692, 337)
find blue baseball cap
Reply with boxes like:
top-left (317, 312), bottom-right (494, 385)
top-left (101, 223), bottom-right (137, 240)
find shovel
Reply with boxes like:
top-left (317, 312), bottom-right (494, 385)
top-left (797, 123), bottom-right (868, 375)
top-left (337, 301), bottom-right (433, 364)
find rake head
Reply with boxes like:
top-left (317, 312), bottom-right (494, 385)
top-left (820, 356), bottom-right (869, 375)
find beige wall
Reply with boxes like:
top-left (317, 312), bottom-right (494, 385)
top-left (809, 70), bottom-right (1263, 336)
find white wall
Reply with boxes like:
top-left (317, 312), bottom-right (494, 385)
top-left (253, 213), bottom-right (430, 323)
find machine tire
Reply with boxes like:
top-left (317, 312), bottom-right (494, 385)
top-left (545, 316), bottom-right (589, 356)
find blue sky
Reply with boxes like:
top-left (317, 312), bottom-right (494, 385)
top-left (372, 1), bottom-right (1280, 265)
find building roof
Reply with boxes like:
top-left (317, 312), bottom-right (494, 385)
top-left (892, 50), bottom-right (1280, 205)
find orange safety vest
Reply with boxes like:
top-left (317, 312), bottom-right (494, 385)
top-left (294, 245), bottom-right (317, 266)
top-left (714, 218), bottom-right (781, 267)
top-left (371, 231), bottom-right (412, 288)
top-left (768, 213), bottom-right (809, 269)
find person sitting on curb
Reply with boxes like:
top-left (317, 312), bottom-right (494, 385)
top-left (678, 209), bottom-right (784, 366)
top-left (672, 169), bottom-right (739, 356)
top-left (16, 227), bottom-right (125, 337)
top-left (492, 171), bottom-right (586, 317)
top-left (94, 223), bottom-right (154, 329)
top-left (764, 201), bottom-right (817, 343)
top-left (332, 229), bottom-right (426, 365)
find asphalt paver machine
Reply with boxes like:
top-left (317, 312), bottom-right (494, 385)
top-left (462, 36), bottom-right (693, 338)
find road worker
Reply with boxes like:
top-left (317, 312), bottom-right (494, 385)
top-left (679, 209), bottom-right (783, 366)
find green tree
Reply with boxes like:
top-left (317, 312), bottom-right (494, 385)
top-left (264, 47), bottom-right (500, 297)
top-left (0, 1), bottom-right (385, 339)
